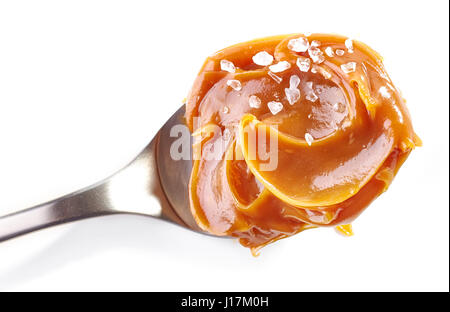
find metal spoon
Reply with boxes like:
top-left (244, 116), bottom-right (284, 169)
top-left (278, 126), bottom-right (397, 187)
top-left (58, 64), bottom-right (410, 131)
top-left (0, 105), bottom-right (204, 242)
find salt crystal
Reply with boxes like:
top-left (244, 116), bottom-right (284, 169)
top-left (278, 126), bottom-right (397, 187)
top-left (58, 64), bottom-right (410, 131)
top-left (308, 47), bottom-right (325, 64)
top-left (306, 81), bottom-right (313, 90)
top-left (306, 92), bottom-right (318, 102)
top-left (312, 53), bottom-right (325, 64)
top-left (285, 87), bottom-right (301, 105)
top-left (379, 86), bottom-right (391, 98)
top-left (340, 62), bottom-right (357, 74)
top-left (252, 51), bottom-right (274, 66)
top-left (288, 37), bottom-right (309, 52)
top-left (269, 61), bottom-right (291, 73)
top-left (305, 133), bottom-right (314, 146)
top-left (304, 32), bottom-right (312, 37)
top-left (345, 39), bottom-right (354, 53)
top-left (227, 79), bottom-right (242, 91)
top-left (268, 71), bottom-right (283, 84)
top-left (335, 49), bottom-right (345, 56)
top-left (325, 47), bottom-right (334, 57)
top-left (296, 57), bottom-right (311, 72)
top-left (268, 101), bottom-right (283, 115)
top-left (220, 60), bottom-right (236, 73)
top-left (311, 66), bottom-right (318, 73)
top-left (311, 40), bottom-right (321, 48)
top-left (248, 95), bottom-right (262, 108)
top-left (223, 106), bottom-right (229, 114)
top-left (289, 75), bottom-right (300, 89)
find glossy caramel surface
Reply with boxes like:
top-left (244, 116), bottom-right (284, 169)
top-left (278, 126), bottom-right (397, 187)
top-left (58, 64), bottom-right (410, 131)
top-left (185, 34), bottom-right (421, 254)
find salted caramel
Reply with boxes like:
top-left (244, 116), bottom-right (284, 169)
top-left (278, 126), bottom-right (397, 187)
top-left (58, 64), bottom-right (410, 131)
top-left (185, 34), bottom-right (421, 254)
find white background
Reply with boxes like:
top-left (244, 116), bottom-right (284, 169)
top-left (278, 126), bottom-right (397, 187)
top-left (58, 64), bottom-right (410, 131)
top-left (0, 0), bottom-right (448, 292)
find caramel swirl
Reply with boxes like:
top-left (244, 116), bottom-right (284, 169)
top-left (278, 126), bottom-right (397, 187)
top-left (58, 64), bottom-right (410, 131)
top-left (185, 34), bottom-right (421, 254)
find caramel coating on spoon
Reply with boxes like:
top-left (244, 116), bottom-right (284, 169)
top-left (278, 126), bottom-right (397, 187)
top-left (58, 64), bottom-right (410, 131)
top-left (185, 34), bottom-right (421, 254)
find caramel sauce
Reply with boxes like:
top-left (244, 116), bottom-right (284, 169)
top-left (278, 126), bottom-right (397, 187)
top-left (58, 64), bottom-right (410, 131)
top-left (185, 34), bottom-right (421, 254)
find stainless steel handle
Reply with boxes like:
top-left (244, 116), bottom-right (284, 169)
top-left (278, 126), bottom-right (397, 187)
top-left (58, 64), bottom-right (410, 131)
top-left (0, 136), bottom-right (185, 243)
top-left (0, 183), bottom-right (117, 242)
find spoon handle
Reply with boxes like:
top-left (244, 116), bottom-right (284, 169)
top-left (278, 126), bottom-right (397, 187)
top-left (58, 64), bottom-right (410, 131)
top-left (0, 183), bottom-right (117, 242)
top-left (0, 137), bottom-right (185, 243)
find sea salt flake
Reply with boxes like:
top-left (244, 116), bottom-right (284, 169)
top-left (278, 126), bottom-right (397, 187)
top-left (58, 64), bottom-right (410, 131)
top-left (285, 87), bottom-right (301, 105)
top-left (341, 62), bottom-right (357, 74)
top-left (248, 95), bottom-right (262, 108)
top-left (305, 133), bottom-right (314, 146)
top-left (269, 61), bottom-right (291, 73)
top-left (220, 60), bottom-right (236, 73)
top-left (252, 51), bottom-right (274, 66)
top-left (325, 47), bottom-right (334, 57)
top-left (289, 75), bottom-right (300, 89)
top-left (227, 79), bottom-right (242, 91)
top-left (223, 106), bottom-right (229, 114)
top-left (306, 81), bottom-right (313, 90)
top-left (379, 86), bottom-right (391, 98)
top-left (312, 54), bottom-right (325, 64)
top-left (308, 47), bottom-right (325, 64)
top-left (311, 40), bottom-right (321, 48)
top-left (296, 57), bottom-right (311, 72)
top-left (268, 101), bottom-right (283, 115)
top-left (268, 71), bottom-right (283, 84)
top-left (335, 49), bottom-right (345, 56)
top-left (345, 39), bottom-right (354, 53)
top-left (288, 37), bottom-right (309, 52)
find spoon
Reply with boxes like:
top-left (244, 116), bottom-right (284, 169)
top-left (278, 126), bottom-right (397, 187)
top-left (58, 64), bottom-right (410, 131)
top-left (0, 105), bottom-right (205, 242)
